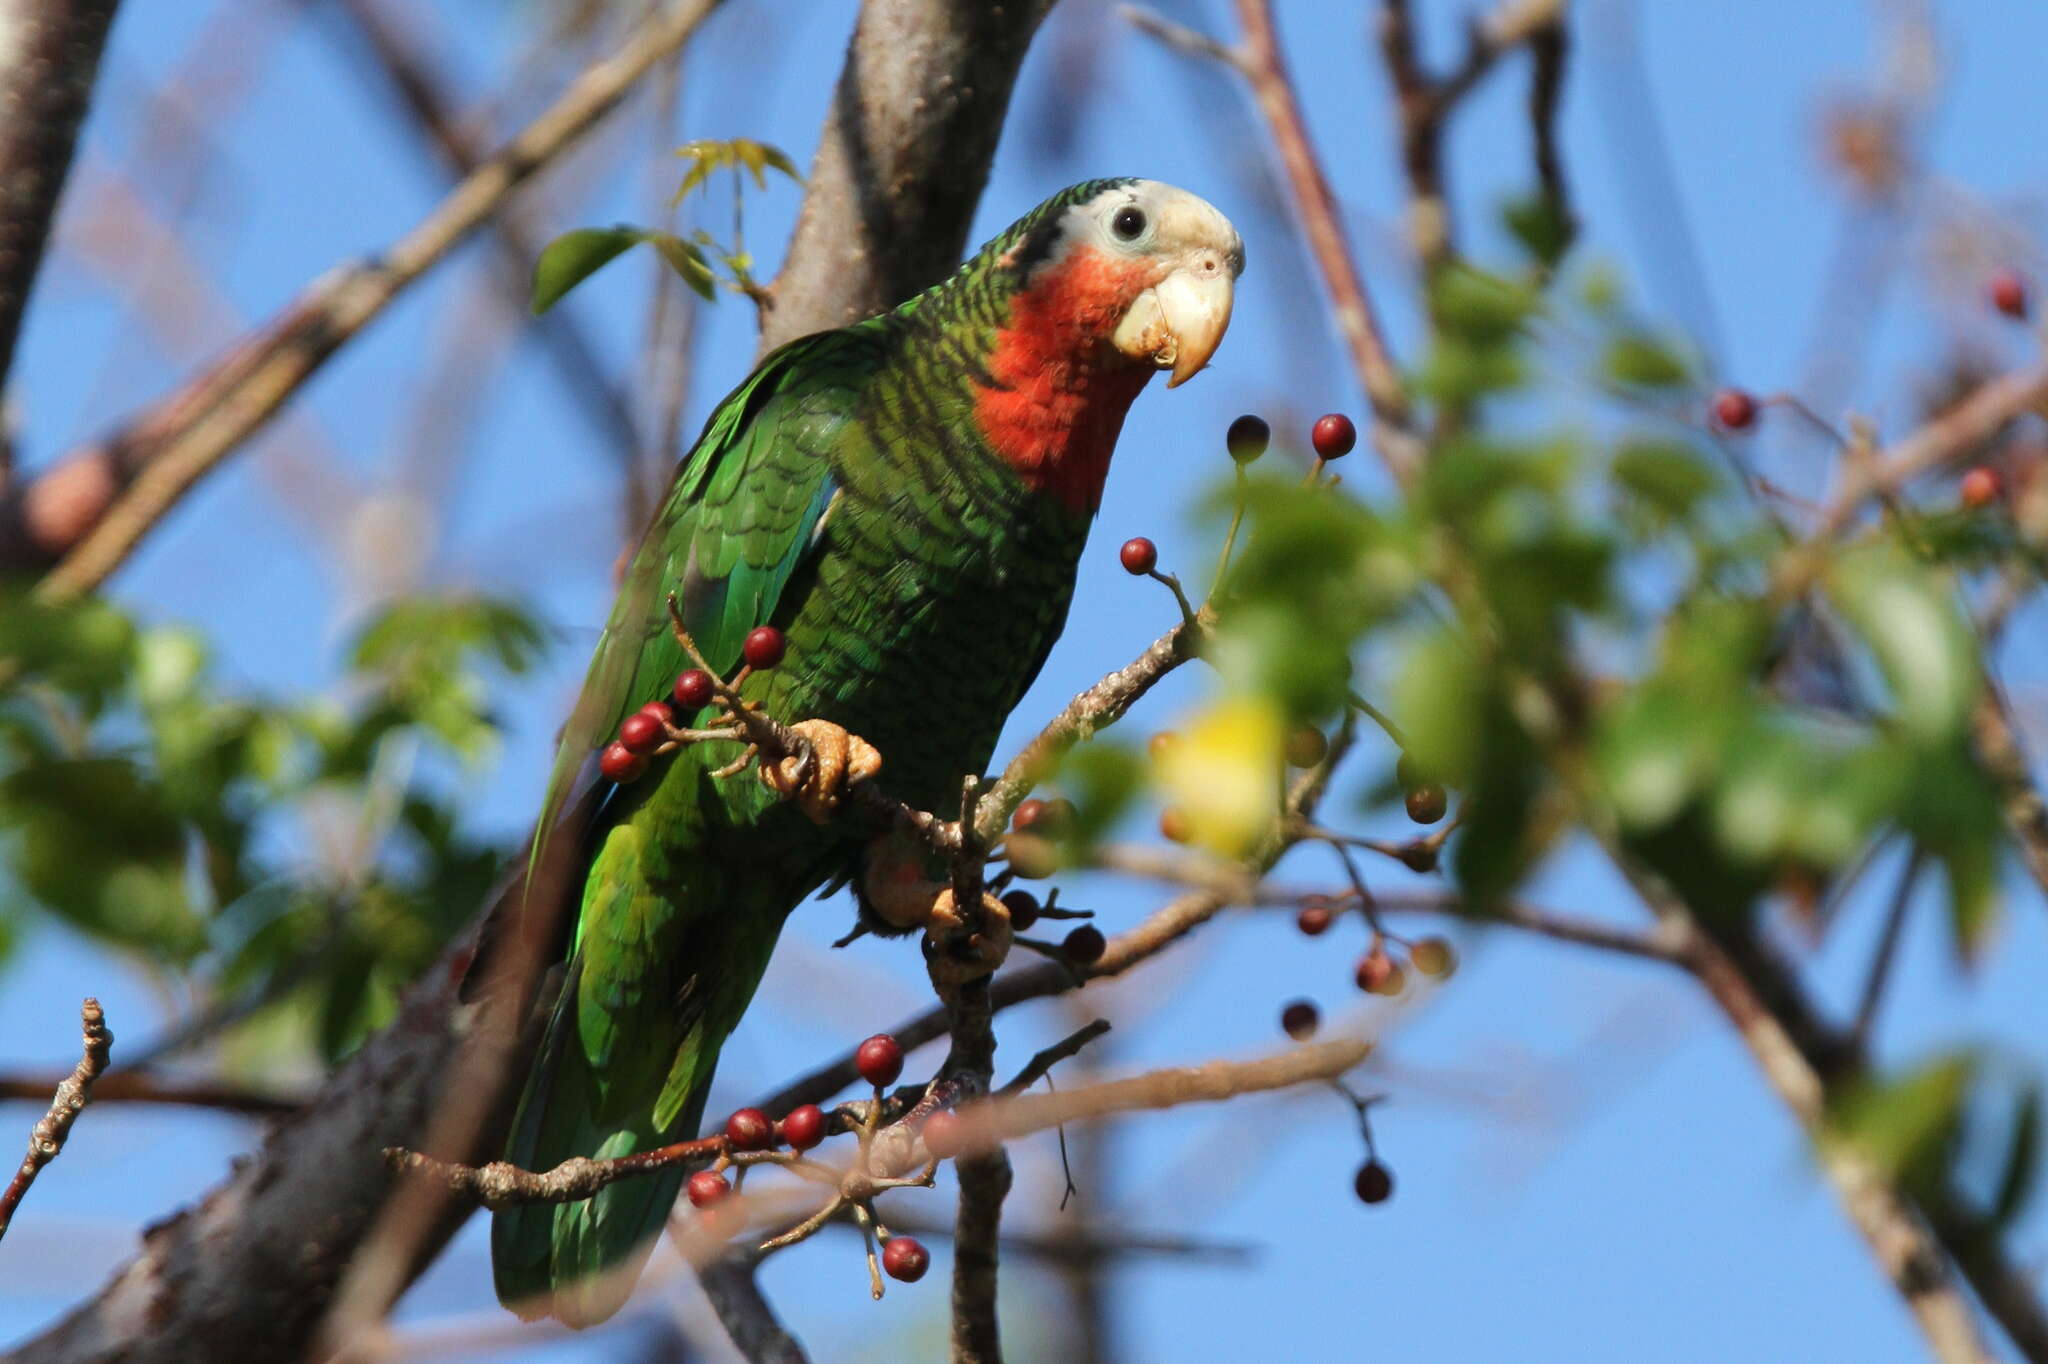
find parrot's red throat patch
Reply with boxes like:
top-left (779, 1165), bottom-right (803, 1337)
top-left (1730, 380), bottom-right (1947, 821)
top-left (974, 248), bottom-right (1157, 514)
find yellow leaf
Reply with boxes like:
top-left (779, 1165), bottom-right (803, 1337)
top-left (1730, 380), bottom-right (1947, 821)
top-left (1153, 695), bottom-right (1285, 858)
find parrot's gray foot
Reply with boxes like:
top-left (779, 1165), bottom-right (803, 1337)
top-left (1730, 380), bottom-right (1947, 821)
top-left (758, 718), bottom-right (883, 824)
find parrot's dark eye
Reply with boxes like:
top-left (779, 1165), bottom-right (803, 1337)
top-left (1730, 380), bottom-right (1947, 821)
top-left (1112, 206), bottom-right (1147, 241)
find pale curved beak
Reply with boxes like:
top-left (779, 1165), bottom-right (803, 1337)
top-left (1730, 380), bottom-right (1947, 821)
top-left (1113, 247), bottom-right (1238, 387)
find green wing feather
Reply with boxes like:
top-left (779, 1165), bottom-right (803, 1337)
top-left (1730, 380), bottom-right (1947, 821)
top-left (531, 329), bottom-right (871, 863)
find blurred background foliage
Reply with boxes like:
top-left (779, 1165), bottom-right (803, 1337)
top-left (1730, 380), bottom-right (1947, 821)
top-left (0, 590), bottom-right (542, 1061)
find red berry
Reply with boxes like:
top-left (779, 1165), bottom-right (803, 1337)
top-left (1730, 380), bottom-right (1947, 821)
top-left (1354, 1159), bottom-right (1394, 1204)
top-left (922, 1109), bottom-right (966, 1159)
top-left (1013, 796), bottom-right (1075, 837)
top-left (1159, 807), bottom-right (1191, 843)
top-left (1311, 413), bottom-right (1357, 460)
top-left (742, 626), bottom-right (787, 670)
top-left (638, 699), bottom-right (673, 722)
top-left (1405, 784), bottom-right (1448, 825)
top-left (856, 1033), bottom-right (904, 1088)
top-left (599, 742), bottom-right (646, 783)
top-left (882, 1236), bottom-right (931, 1283)
top-left (1119, 536), bottom-right (1158, 576)
top-left (1961, 466), bottom-right (2003, 509)
top-left (1000, 888), bottom-right (1041, 932)
top-left (686, 1170), bottom-right (731, 1208)
top-left (1713, 388), bottom-right (1758, 430)
top-left (725, 1107), bottom-right (774, 1152)
top-left (1148, 730), bottom-right (1178, 761)
top-left (1296, 902), bottom-right (1334, 936)
top-left (672, 668), bottom-right (715, 709)
top-left (1990, 268), bottom-right (2029, 319)
top-left (1280, 999), bottom-right (1320, 1040)
top-left (1227, 413), bottom-right (1271, 463)
top-left (1411, 936), bottom-right (1457, 978)
top-left (779, 1103), bottom-right (826, 1151)
top-left (1355, 948), bottom-right (1401, 995)
top-left (618, 710), bottom-right (666, 755)
top-left (1062, 924), bottom-right (1107, 964)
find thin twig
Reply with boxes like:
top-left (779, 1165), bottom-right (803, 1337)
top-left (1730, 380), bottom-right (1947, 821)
top-left (322, 0), bottom-right (652, 534)
top-left (1230, 0), bottom-right (1416, 469)
top-left (22, 0), bottom-right (723, 598)
top-left (0, 999), bottom-right (113, 1244)
top-left (1123, 2), bottom-right (1419, 479)
top-left (0, 1069), bottom-right (300, 1117)
top-left (1853, 850), bottom-right (1923, 1046)
top-left (998, 1020), bottom-right (1112, 1099)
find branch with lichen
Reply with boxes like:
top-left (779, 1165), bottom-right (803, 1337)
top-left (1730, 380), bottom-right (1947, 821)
top-left (0, 999), bottom-right (114, 1245)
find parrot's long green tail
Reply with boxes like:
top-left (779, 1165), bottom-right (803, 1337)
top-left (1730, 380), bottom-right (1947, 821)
top-left (489, 963), bottom-right (713, 1327)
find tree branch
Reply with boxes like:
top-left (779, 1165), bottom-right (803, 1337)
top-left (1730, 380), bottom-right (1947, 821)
top-left (318, 0), bottom-right (654, 534)
top-left (758, 0), bottom-right (1059, 354)
top-left (0, 0), bottom-right (122, 396)
top-left (6, 0), bottom-right (723, 595)
top-left (0, 1068), bottom-right (300, 1117)
top-left (1614, 855), bottom-right (2005, 1364)
top-left (699, 1254), bottom-right (810, 1364)
top-left (0, 998), bottom-right (112, 1245)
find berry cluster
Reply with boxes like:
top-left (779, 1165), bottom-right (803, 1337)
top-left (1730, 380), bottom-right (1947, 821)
top-left (680, 1032), bottom-right (944, 1288)
top-left (599, 626), bottom-right (790, 785)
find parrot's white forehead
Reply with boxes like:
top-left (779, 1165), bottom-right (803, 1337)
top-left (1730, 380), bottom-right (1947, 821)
top-left (1058, 180), bottom-right (1245, 276)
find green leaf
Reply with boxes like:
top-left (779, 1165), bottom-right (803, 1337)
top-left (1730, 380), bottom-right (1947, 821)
top-left (532, 227), bottom-right (644, 314)
top-left (1827, 1053), bottom-right (1974, 1193)
top-left (1603, 333), bottom-right (1692, 389)
top-left (1502, 193), bottom-right (1574, 267)
top-left (1825, 544), bottom-right (1978, 745)
top-left (651, 235), bottom-right (717, 301)
top-left (1429, 265), bottom-right (1538, 345)
top-left (1992, 1083), bottom-right (2042, 1226)
top-left (1612, 439), bottom-right (1721, 522)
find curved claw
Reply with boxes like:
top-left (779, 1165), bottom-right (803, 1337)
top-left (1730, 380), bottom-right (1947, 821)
top-left (759, 719), bottom-right (882, 824)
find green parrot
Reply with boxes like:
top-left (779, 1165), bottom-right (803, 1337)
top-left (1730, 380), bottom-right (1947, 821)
top-left (492, 178), bottom-right (1243, 1324)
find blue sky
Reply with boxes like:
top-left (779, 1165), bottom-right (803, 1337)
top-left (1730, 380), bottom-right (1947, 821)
top-left (3, 1), bottom-right (2046, 1359)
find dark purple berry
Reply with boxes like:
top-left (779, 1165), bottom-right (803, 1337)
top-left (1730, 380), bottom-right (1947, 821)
top-left (1405, 785), bottom-right (1448, 825)
top-left (1227, 414), bottom-right (1271, 463)
top-left (1354, 1160), bottom-right (1394, 1204)
top-left (1000, 889), bottom-right (1041, 932)
top-left (1062, 924), bottom-right (1107, 964)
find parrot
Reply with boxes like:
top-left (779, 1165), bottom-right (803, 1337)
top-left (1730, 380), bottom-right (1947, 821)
top-left (491, 177), bottom-right (1243, 1325)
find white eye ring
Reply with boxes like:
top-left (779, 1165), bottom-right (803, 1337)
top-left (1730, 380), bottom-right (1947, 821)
top-left (1111, 205), bottom-right (1147, 241)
